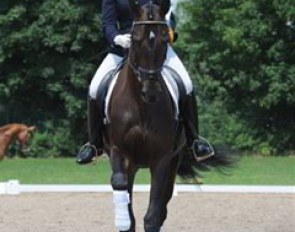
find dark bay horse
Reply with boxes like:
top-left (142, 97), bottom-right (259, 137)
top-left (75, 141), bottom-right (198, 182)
top-left (103, 1), bottom-right (233, 231)
top-left (0, 123), bottom-right (37, 160)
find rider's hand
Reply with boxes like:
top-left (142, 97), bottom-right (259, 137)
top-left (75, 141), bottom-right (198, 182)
top-left (114, 34), bottom-right (131, 49)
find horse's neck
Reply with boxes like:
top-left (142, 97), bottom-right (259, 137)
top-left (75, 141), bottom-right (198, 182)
top-left (0, 126), bottom-right (16, 155)
top-left (0, 124), bottom-right (24, 137)
top-left (123, 65), bottom-right (141, 92)
top-left (0, 124), bottom-right (11, 133)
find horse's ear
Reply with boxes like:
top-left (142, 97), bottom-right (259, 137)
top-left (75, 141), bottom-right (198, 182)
top-left (160, 0), bottom-right (170, 17)
top-left (129, 0), bottom-right (141, 18)
top-left (28, 126), bottom-right (37, 132)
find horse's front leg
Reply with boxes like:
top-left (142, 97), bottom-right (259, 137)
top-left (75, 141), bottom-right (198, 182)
top-left (110, 146), bottom-right (136, 232)
top-left (0, 134), bottom-right (11, 160)
top-left (125, 164), bottom-right (138, 232)
top-left (144, 155), bottom-right (178, 232)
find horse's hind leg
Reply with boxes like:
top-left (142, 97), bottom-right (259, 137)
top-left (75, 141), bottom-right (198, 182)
top-left (144, 156), bottom-right (178, 232)
top-left (110, 146), bottom-right (136, 232)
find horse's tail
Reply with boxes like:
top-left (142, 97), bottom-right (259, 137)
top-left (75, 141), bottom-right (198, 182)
top-left (177, 146), bottom-right (238, 180)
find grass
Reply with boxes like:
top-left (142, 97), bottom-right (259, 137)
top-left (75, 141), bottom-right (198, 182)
top-left (0, 155), bottom-right (294, 185)
top-left (0, 156), bottom-right (150, 184)
top-left (198, 155), bottom-right (295, 185)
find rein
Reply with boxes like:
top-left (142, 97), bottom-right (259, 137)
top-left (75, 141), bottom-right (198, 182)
top-left (128, 59), bottom-right (163, 79)
top-left (132, 21), bottom-right (167, 26)
top-left (129, 20), bottom-right (168, 80)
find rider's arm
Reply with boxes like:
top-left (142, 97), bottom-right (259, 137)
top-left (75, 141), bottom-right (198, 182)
top-left (102, 0), bottom-right (119, 44)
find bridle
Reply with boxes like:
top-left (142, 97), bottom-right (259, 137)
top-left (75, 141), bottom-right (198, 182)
top-left (129, 20), bottom-right (168, 80)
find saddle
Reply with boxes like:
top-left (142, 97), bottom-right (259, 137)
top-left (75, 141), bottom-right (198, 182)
top-left (96, 62), bottom-right (186, 124)
top-left (96, 59), bottom-right (126, 103)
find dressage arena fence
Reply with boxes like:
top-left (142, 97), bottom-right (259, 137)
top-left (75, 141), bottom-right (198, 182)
top-left (0, 180), bottom-right (294, 195)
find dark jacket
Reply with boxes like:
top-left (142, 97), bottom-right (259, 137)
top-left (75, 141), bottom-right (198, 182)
top-left (102, 0), bottom-right (175, 57)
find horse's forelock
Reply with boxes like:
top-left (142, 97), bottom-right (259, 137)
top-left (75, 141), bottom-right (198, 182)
top-left (141, 3), bottom-right (161, 21)
top-left (148, 2), bottom-right (154, 20)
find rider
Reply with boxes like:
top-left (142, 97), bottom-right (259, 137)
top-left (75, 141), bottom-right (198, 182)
top-left (76, 0), bottom-right (214, 164)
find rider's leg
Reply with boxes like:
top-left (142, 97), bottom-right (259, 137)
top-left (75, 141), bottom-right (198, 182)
top-left (76, 97), bottom-right (103, 164)
top-left (76, 53), bottom-right (124, 164)
top-left (164, 45), bottom-right (214, 160)
top-left (184, 91), bottom-right (215, 159)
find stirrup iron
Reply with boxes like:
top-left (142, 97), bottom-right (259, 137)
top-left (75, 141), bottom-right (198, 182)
top-left (193, 136), bottom-right (215, 162)
top-left (79, 143), bottom-right (99, 163)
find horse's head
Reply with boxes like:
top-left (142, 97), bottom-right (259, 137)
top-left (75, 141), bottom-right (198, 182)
top-left (17, 126), bottom-right (36, 153)
top-left (129, 0), bottom-right (170, 103)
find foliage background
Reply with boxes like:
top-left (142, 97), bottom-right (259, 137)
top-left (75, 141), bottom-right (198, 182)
top-left (0, 0), bottom-right (107, 156)
top-left (0, 0), bottom-right (294, 156)
top-left (176, 0), bottom-right (295, 155)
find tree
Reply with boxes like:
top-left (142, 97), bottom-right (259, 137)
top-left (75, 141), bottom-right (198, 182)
top-left (177, 0), bottom-right (295, 153)
top-left (0, 0), bottom-right (107, 155)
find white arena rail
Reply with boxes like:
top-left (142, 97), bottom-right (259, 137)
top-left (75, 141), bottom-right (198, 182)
top-left (0, 180), bottom-right (294, 195)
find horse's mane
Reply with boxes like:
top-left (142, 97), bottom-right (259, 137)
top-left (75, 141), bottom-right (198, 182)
top-left (0, 123), bottom-right (26, 134)
top-left (0, 124), bottom-right (12, 134)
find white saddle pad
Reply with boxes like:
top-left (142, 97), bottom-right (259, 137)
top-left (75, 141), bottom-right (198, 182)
top-left (104, 67), bottom-right (180, 123)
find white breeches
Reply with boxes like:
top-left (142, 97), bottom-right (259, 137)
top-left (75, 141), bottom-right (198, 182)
top-left (89, 45), bottom-right (193, 99)
top-left (164, 45), bottom-right (193, 94)
top-left (89, 53), bottom-right (123, 99)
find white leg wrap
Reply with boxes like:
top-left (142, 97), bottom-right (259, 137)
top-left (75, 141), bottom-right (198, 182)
top-left (160, 225), bottom-right (165, 232)
top-left (113, 190), bottom-right (131, 231)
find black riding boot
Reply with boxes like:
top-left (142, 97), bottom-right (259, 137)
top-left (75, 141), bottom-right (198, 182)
top-left (183, 92), bottom-right (215, 161)
top-left (76, 97), bottom-right (103, 164)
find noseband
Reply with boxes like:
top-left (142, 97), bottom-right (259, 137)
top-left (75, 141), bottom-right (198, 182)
top-left (129, 20), bottom-right (168, 80)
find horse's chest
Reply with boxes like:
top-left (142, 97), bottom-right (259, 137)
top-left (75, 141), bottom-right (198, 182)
top-left (121, 125), bottom-right (170, 165)
top-left (127, 125), bottom-right (167, 143)
top-left (110, 96), bottom-right (176, 164)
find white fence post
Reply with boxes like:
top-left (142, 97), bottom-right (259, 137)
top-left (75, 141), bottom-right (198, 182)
top-left (5, 180), bottom-right (20, 195)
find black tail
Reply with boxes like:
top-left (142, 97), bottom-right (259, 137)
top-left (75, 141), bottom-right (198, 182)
top-left (177, 146), bottom-right (238, 180)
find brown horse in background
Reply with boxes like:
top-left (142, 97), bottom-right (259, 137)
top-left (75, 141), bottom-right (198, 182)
top-left (0, 123), bottom-right (37, 160)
